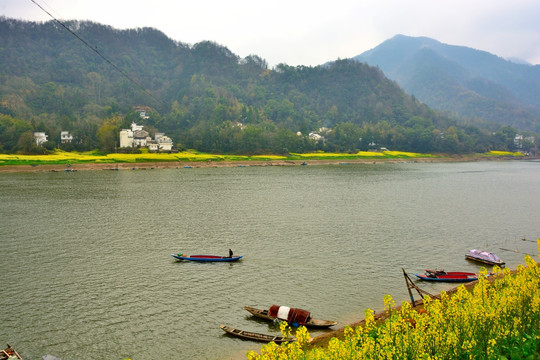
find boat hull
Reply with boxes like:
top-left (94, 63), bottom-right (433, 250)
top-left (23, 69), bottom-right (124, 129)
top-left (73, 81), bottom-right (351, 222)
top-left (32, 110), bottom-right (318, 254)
top-left (170, 254), bottom-right (243, 262)
top-left (424, 269), bottom-right (477, 277)
top-left (1, 345), bottom-right (23, 360)
top-left (465, 254), bottom-right (505, 266)
top-left (244, 306), bottom-right (337, 328)
top-left (220, 325), bottom-right (292, 343)
top-left (414, 273), bottom-right (478, 282)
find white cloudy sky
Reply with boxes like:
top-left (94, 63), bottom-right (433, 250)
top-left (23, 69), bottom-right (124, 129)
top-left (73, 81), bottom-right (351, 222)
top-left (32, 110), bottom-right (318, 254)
top-left (2, 0), bottom-right (540, 67)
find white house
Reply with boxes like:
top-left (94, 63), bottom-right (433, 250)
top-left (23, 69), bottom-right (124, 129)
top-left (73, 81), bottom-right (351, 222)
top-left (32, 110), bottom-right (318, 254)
top-left (119, 122), bottom-right (173, 151)
top-left (309, 132), bottom-right (323, 141)
top-left (119, 128), bottom-right (134, 148)
top-left (34, 132), bottom-right (48, 146)
top-left (61, 131), bottom-right (73, 143)
top-left (133, 130), bottom-right (149, 147)
top-left (134, 106), bottom-right (150, 120)
top-left (156, 135), bottom-right (173, 151)
top-left (119, 122), bottom-right (146, 148)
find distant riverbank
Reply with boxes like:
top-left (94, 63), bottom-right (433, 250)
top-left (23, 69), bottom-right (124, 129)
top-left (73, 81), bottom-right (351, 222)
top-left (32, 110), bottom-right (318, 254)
top-left (0, 152), bottom-right (530, 173)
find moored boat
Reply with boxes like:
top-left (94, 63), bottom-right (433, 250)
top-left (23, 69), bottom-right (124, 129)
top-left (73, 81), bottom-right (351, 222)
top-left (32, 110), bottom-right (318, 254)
top-left (425, 269), bottom-right (477, 277)
top-left (244, 305), bottom-right (337, 328)
top-left (465, 249), bottom-right (505, 266)
top-left (414, 272), bottom-right (478, 282)
top-left (1, 344), bottom-right (23, 360)
top-left (219, 325), bottom-right (293, 343)
top-left (170, 253), bottom-right (243, 262)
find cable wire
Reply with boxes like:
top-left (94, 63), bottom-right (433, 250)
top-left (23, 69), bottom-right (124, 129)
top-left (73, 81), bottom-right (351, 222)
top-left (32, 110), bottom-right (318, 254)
top-left (29, 0), bottom-right (166, 108)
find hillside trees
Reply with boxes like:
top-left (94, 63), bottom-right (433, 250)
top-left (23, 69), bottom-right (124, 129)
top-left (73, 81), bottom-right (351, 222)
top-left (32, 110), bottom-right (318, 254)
top-left (97, 116), bottom-right (123, 153)
top-left (0, 18), bottom-right (533, 155)
top-left (0, 114), bottom-right (32, 152)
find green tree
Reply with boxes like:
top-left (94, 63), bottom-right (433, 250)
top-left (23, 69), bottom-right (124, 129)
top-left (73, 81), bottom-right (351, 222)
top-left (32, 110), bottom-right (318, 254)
top-left (97, 116), bottom-right (122, 153)
top-left (495, 126), bottom-right (517, 150)
top-left (16, 131), bottom-right (45, 154)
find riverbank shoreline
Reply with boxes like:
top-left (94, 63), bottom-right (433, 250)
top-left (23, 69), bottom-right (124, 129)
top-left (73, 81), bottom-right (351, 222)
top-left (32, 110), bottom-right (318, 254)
top-left (308, 267), bottom-right (520, 349)
top-left (0, 155), bottom-right (531, 173)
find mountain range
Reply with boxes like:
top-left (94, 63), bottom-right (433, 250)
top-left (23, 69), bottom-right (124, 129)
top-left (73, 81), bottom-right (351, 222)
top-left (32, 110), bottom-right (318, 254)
top-left (354, 34), bottom-right (540, 133)
top-left (0, 18), bottom-right (535, 155)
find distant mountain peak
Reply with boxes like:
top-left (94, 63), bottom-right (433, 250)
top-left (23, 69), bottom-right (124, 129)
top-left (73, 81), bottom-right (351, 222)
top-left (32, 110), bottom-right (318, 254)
top-left (354, 35), bottom-right (540, 132)
top-left (506, 57), bottom-right (531, 66)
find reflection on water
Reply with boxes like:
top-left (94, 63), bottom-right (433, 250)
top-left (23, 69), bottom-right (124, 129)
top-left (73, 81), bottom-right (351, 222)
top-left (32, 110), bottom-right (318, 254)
top-left (1, 161), bottom-right (539, 359)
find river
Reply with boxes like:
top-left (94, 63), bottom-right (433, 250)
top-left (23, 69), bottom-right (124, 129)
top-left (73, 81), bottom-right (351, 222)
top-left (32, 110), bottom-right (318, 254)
top-left (1, 160), bottom-right (539, 359)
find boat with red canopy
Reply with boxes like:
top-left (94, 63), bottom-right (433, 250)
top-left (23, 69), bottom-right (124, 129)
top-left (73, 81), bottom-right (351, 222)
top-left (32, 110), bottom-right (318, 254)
top-left (244, 305), bottom-right (337, 328)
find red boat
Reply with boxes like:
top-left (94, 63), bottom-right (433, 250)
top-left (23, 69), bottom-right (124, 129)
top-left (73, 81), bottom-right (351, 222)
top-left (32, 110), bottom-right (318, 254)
top-left (425, 269), bottom-right (477, 277)
top-left (414, 269), bottom-right (478, 282)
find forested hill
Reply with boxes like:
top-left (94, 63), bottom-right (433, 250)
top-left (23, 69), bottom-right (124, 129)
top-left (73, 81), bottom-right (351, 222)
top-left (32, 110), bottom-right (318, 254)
top-left (354, 35), bottom-right (540, 133)
top-left (0, 18), bottom-right (528, 154)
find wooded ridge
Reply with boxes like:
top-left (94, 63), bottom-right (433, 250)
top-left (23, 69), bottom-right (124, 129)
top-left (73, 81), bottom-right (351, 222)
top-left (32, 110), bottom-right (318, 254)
top-left (0, 18), bottom-right (536, 155)
top-left (355, 34), bottom-right (540, 134)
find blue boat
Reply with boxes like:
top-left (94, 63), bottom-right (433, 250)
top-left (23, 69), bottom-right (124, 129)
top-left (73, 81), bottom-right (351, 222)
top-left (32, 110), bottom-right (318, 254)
top-left (414, 272), bottom-right (478, 282)
top-left (171, 253), bottom-right (243, 262)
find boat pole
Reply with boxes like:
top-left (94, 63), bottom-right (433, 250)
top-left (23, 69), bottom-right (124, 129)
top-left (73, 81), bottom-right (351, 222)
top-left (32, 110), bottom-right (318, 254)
top-left (402, 268), bottom-right (434, 307)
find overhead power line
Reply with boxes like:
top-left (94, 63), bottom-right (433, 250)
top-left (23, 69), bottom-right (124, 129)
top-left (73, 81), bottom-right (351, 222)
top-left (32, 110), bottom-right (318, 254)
top-left (29, 0), bottom-right (166, 108)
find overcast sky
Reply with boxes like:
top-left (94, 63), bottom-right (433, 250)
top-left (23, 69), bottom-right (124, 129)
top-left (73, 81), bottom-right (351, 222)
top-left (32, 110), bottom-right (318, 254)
top-left (2, 0), bottom-right (540, 67)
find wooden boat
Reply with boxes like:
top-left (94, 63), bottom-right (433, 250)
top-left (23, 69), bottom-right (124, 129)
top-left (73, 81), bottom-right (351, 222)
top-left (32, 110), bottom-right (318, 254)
top-left (425, 269), bottom-right (477, 277)
top-left (465, 249), bottom-right (505, 266)
top-left (414, 272), bottom-right (478, 282)
top-left (1, 344), bottom-right (23, 360)
top-left (220, 325), bottom-right (293, 343)
top-left (170, 253), bottom-right (243, 262)
top-left (244, 305), bottom-right (337, 328)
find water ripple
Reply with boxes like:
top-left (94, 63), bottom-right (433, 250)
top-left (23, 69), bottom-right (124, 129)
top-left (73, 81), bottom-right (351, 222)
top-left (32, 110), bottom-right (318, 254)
top-left (1, 162), bottom-right (539, 359)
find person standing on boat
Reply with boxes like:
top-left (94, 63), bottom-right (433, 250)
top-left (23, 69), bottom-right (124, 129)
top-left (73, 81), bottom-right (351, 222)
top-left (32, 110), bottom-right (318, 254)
top-left (228, 248), bottom-right (233, 258)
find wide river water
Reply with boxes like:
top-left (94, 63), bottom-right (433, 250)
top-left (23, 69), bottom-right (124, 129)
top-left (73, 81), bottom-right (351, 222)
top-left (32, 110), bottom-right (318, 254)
top-left (1, 160), bottom-right (539, 359)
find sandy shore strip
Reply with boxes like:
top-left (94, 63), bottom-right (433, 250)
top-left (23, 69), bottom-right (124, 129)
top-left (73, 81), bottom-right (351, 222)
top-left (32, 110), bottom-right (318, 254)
top-left (0, 155), bottom-right (523, 173)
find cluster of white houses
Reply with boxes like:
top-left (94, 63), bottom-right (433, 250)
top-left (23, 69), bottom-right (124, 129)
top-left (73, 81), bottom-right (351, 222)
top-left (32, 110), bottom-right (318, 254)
top-left (34, 131), bottom-right (73, 145)
top-left (119, 122), bottom-right (173, 151)
top-left (33, 116), bottom-right (174, 152)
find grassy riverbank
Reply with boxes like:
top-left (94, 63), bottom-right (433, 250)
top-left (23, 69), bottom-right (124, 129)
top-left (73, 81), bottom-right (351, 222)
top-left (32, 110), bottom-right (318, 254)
top-left (247, 250), bottom-right (540, 359)
top-left (0, 150), bottom-right (526, 172)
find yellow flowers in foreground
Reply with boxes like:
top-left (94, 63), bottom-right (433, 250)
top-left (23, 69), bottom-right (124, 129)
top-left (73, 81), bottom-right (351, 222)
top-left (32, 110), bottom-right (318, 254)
top-left (248, 254), bottom-right (540, 359)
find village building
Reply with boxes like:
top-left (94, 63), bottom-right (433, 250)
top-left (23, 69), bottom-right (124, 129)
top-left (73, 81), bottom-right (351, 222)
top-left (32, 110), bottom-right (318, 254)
top-left (34, 132), bottom-right (48, 146)
top-left (155, 133), bottom-right (173, 151)
top-left (119, 122), bottom-right (173, 152)
top-left (133, 129), bottom-right (150, 147)
top-left (133, 106), bottom-right (151, 120)
top-left (60, 131), bottom-right (73, 143)
top-left (308, 132), bottom-right (323, 141)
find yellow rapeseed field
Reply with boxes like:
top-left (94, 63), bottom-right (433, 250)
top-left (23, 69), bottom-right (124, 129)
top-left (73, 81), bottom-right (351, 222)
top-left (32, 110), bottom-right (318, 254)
top-left (0, 149), bottom-right (436, 166)
top-left (487, 151), bottom-right (524, 157)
